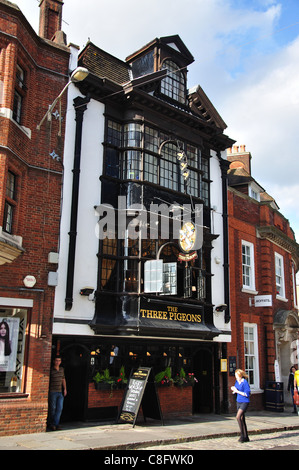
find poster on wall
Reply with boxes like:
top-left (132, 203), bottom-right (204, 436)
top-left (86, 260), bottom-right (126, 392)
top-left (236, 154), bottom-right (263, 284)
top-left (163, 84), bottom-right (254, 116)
top-left (0, 317), bottom-right (20, 372)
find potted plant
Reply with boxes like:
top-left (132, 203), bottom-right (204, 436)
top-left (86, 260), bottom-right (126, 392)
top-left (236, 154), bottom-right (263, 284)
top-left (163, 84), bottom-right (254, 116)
top-left (154, 366), bottom-right (173, 386)
top-left (116, 365), bottom-right (128, 388)
top-left (93, 368), bottom-right (115, 390)
top-left (186, 372), bottom-right (198, 386)
top-left (174, 368), bottom-right (188, 387)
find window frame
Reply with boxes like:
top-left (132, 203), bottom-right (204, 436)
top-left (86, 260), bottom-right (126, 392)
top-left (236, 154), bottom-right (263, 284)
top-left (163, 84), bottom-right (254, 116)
top-left (275, 252), bottom-right (286, 300)
top-left (160, 60), bottom-right (187, 105)
top-left (12, 64), bottom-right (26, 125)
top-left (104, 120), bottom-right (206, 203)
top-left (244, 322), bottom-right (260, 390)
top-left (3, 170), bottom-right (17, 234)
top-left (241, 240), bottom-right (256, 292)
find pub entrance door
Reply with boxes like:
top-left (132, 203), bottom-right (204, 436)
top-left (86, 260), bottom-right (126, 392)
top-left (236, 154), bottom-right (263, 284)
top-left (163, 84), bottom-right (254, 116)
top-left (193, 347), bottom-right (213, 413)
top-left (60, 344), bottom-right (89, 422)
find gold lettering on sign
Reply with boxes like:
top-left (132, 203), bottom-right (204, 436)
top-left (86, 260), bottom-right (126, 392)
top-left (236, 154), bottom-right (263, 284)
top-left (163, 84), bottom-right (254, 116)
top-left (140, 306), bottom-right (202, 323)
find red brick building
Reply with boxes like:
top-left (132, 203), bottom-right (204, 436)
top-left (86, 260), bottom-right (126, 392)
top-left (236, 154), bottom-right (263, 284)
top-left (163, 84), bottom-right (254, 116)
top-left (0, 0), bottom-right (70, 435)
top-left (226, 145), bottom-right (299, 411)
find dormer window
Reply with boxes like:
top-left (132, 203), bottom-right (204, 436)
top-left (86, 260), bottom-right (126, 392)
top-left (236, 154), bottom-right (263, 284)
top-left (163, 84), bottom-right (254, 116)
top-left (248, 183), bottom-right (260, 202)
top-left (160, 60), bottom-right (186, 104)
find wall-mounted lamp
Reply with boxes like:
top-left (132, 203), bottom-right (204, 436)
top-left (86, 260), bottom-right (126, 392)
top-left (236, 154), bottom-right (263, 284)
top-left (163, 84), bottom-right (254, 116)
top-left (80, 287), bottom-right (94, 296)
top-left (36, 66), bottom-right (89, 131)
top-left (214, 304), bottom-right (227, 313)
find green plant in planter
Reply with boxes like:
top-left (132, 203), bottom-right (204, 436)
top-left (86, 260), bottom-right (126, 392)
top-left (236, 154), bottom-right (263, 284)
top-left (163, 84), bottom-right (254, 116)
top-left (93, 368), bottom-right (115, 389)
top-left (174, 367), bottom-right (188, 386)
top-left (155, 366), bottom-right (173, 386)
top-left (116, 365), bottom-right (128, 387)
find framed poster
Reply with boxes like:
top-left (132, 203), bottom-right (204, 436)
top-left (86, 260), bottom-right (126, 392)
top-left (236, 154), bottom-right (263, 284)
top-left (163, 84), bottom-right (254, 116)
top-left (0, 317), bottom-right (20, 372)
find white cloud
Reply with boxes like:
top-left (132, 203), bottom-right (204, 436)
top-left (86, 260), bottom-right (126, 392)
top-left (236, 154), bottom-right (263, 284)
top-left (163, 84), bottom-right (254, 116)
top-left (16, 0), bottom-right (299, 241)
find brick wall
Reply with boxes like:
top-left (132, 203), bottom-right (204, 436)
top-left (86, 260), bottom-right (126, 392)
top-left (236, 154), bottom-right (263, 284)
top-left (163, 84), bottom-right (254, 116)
top-left (88, 383), bottom-right (193, 419)
top-left (0, 1), bottom-right (69, 436)
top-left (227, 187), bottom-right (297, 411)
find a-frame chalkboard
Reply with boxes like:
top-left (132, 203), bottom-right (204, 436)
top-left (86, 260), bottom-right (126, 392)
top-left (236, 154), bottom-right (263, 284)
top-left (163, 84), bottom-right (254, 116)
top-left (116, 367), bottom-right (163, 427)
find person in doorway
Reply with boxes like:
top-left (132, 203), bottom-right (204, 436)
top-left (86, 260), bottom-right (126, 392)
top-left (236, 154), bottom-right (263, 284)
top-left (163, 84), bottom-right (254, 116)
top-left (231, 369), bottom-right (251, 442)
top-left (288, 365), bottom-right (297, 413)
top-left (49, 356), bottom-right (67, 431)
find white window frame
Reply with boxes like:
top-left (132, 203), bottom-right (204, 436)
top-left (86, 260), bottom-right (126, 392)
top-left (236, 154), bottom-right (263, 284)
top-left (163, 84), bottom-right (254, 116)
top-left (292, 263), bottom-right (298, 308)
top-left (275, 252), bottom-right (286, 300)
top-left (248, 183), bottom-right (260, 201)
top-left (241, 240), bottom-right (256, 292)
top-left (244, 322), bottom-right (260, 390)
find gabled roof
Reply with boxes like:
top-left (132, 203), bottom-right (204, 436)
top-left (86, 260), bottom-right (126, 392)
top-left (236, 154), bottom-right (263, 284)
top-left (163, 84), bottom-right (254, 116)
top-left (126, 35), bottom-right (194, 66)
top-left (188, 84), bottom-right (227, 130)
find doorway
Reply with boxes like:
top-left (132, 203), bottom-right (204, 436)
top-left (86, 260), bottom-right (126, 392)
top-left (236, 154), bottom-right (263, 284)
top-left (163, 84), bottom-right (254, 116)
top-left (60, 344), bottom-right (89, 422)
top-left (193, 347), bottom-right (213, 413)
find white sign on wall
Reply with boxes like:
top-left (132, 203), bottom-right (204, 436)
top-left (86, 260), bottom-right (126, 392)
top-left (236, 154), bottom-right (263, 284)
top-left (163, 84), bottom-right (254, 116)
top-left (254, 295), bottom-right (272, 307)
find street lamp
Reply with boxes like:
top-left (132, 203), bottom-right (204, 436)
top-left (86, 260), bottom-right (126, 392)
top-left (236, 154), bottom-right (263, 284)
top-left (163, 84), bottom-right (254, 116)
top-left (36, 66), bottom-right (89, 130)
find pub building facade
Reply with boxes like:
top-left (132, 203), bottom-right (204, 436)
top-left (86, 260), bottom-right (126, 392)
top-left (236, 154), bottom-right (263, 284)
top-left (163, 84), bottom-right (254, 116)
top-left (53, 36), bottom-right (235, 421)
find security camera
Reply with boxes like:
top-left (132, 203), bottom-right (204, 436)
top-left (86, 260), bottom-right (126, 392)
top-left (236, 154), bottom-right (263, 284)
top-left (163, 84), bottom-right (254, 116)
top-left (215, 304), bottom-right (227, 312)
top-left (80, 287), bottom-right (94, 296)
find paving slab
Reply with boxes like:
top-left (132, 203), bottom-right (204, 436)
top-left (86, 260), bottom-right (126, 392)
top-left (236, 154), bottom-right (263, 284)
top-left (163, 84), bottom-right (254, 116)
top-left (1, 409), bottom-right (299, 450)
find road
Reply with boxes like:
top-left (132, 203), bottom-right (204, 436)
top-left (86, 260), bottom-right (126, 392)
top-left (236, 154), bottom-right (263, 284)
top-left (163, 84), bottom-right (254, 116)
top-left (138, 429), bottom-right (299, 451)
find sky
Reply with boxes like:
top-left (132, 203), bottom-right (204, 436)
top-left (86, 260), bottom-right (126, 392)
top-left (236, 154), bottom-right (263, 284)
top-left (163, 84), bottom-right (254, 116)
top-left (15, 0), bottom-right (299, 247)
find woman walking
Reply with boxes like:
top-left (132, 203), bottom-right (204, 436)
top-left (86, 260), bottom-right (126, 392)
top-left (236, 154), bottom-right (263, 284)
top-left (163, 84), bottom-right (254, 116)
top-left (231, 369), bottom-right (251, 442)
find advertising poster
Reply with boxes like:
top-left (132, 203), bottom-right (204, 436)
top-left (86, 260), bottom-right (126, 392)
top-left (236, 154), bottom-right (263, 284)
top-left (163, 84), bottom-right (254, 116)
top-left (0, 317), bottom-right (20, 372)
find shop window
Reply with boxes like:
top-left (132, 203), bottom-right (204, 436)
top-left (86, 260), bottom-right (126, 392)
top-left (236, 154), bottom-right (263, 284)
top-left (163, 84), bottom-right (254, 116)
top-left (89, 342), bottom-right (193, 383)
top-left (0, 309), bottom-right (27, 393)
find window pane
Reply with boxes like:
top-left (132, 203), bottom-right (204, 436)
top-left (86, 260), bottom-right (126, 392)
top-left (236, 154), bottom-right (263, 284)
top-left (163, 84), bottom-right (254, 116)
top-left (6, 172), bottom-right (16, 200)
top-left (13, 91), bottom-right (22, 123)
top-left (161, 60), bottom-right (186, 104)
top-left (107, 120), bottom-right (122, 146)
top-left (144, 154), bottom-right (158, 184)
top-left (105, 148), bottom-right (120, 178)
top-left (123, 151), bottom-right (141, 180)
top-left (244, 324), bottom-right (257, 387)
top-left (144, 126), bottom-right (159, 152)
top-left (124, 123), bottom-right (141, 147)
top-left (3, 202), bottom-right (13, 233)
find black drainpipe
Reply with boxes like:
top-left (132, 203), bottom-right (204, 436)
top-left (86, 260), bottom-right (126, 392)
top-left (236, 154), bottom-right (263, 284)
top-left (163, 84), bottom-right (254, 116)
top-left (218, 150), bottom-right (230, 413)
top-left (65, 96), bottom-right (89, 311)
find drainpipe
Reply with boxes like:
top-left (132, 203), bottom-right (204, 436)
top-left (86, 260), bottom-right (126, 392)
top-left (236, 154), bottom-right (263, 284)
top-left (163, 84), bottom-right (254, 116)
top-left (65, 96), bottom-right (89, 310)
top-left (218, 150), bottom-right (230, 413)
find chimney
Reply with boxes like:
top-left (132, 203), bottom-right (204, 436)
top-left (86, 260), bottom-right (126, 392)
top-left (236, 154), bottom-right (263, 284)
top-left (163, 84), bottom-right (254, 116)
top-left (227, 144), bottom-right (252, 175)
top-left (39, 0), bottom-right (64, 42)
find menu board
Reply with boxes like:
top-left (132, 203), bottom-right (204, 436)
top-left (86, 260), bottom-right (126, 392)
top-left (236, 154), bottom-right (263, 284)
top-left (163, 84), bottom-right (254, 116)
top-left (117, 367), bottom-right (163, 427)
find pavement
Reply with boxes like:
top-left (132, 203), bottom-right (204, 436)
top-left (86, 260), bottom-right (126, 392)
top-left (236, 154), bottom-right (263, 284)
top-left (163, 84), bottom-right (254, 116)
top-left (1, 406), bottom-right (299, 451)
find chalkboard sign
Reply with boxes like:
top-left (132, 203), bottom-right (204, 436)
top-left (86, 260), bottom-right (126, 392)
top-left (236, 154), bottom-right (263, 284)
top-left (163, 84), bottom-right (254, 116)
top-left (117, 367), bottom-right (163, 427)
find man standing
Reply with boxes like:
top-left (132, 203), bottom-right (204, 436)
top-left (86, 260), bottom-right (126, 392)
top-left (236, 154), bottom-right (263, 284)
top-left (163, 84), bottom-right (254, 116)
top-left (49, 356), bottom-right (67, 430)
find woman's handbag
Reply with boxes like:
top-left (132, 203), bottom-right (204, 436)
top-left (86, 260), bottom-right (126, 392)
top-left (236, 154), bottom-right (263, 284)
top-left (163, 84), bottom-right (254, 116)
top-left (293, 388), bottom-right (299, 406)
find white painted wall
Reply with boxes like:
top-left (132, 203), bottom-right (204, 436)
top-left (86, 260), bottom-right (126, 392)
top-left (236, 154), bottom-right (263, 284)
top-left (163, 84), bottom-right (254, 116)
top-left (210, 150), bottom-right (231, 341)
top-left (52, 81), bottom-right (104, 335)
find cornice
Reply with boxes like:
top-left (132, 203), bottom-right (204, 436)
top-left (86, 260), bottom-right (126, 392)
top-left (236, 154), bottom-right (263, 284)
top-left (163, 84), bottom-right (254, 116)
top-left (257, 225), bottom-right (299, 269)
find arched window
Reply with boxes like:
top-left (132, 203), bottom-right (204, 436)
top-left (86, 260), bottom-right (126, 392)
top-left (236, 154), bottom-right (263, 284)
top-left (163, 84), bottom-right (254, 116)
top-left (160, 60), bottom-right (186, 104)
